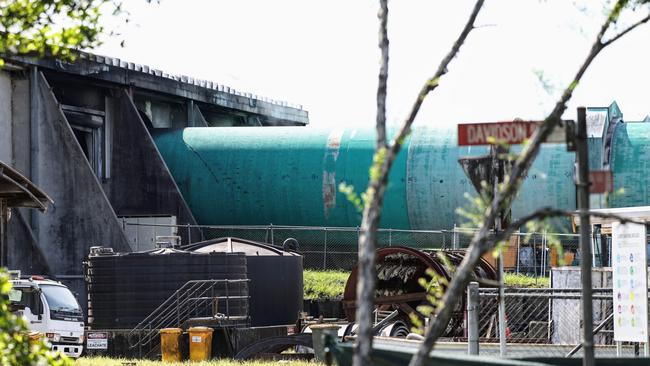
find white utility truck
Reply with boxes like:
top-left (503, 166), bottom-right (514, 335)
top-left (8, 272), bottom-right (85, 358)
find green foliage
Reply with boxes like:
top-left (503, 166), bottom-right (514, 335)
top-left (426, 77), bottom-right (440, 89)
top-left (455, 192), bottom-right (490, 229)
top-left (523, 219), bottom-right (565, 265)
top-left (0, 269), bottom-right (72, 366)
top-left (395, 130), bottom-right (410, 146)
top-left (0, 0), bottom-right (130, 66)
top-left (302, 270), bottom-right (549, 302)
top-left (409, 252), bottom-right (455, 335)
top-left (604, 186), bottom-right (625, 207)
top-left (410, 265), bottom-right (448, 335)
top-left (368, 147), bottom-right (387, 184)
top-left (338, 182), bottom-right (364, 213)
top-left (303, 270), bottom-right (349, 300)
top-left (504, 273), bottom-right (550, 288)
top-left (338, 148), bottom-right (388, 213)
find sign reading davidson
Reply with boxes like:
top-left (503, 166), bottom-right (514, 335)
top-left (458, 121), bottom-right (538, 146)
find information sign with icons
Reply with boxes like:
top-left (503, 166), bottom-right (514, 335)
top-left (612, 222), bottom-right (648, 342)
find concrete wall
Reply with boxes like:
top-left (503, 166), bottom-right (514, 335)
top-left (102, 90), bottom-right (201, 244)
top-left (550, 267), bottom-right (623, 345)
top-left (3, 67), bottom-right (206, 311)
top-left (1, 69), bottom-right (47, 275)
top-left (7, 210), bottom-right (50, 274)
top-left (13, 53), bottom-right (309, 125)
top-left (2, 58), bottom-right (307, 321)
top-left (0, 71), bottom-right (12, 163)
top-left (33, 72), bottom-right (131, 301)
top-left (11, 76), bottom-right (30, 175)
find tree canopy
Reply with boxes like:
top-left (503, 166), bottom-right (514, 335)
top-left (0, 0), bottom-right (122, 65)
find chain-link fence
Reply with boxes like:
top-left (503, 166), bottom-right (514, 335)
top-left (120, 221), bottom-right (650, 358)
top-left (200, 226), bottom-right (454, 270)
top-left (122, 222), bottom-right (594, 274)
top-left (462, 287), bottom-right (650, 358)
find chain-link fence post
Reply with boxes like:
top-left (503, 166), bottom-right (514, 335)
top-left (498, 255), bottom-right (507, 356)
top-left (540, 231), bottom-right (548, 277)
top-left (269, 223), bottom-right (274, 246)
top-left (467, 281), bottom-right (479, 355)
top-left (515, 232), bottom-right (520, 274)
top-left (323, 227), bottom-right (328, 270)
top-left (187, 223), bottom-right (191, 246)
top-left (442, 229), bottom-right (446, 249)
top-left (533, 233), bottom-right (538, 278)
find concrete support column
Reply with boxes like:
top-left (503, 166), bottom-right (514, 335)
top-left (29, 67), bottom-right (40, 241)
top-left (0, 200), bottom-right (8, 267)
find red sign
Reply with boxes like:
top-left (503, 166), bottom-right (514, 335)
top-left (590, 170), bottom-right (614, 194)
top-left (458, 121), bottom-right (539, 146)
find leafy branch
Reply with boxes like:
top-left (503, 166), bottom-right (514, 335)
top-left (353, 1), bottom-right (486, 365)
top-left (408, 2), bottom-right (650, 365)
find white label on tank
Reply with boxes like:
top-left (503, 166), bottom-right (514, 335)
top-left (586, 109), bottom-right (608, 138)
top-left (191, 336), bottom-right (202, 343)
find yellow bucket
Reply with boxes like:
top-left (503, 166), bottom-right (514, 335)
top-left (159, 328), bottom-right (182, 363)
top-left (188, 326), bottom-right (214, 361)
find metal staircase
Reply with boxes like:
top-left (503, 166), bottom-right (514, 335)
top-left (128, 279), bottom-right (250, 353)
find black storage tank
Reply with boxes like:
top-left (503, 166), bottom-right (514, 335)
top-left (85, 247), bottom-right (248, 329)
top-left (183, 237), bottom-right (303, 327)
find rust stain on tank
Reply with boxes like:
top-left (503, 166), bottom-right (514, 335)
top-left (323, 130), bottom-right (344, 218)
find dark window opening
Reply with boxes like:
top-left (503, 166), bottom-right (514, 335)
top-left (62, 102), bottom-right (112, 181)
top-left (72, 128), bottom-right (92, 162)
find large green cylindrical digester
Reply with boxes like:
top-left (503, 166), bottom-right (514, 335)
top-left (153, 126), bottom-right (576, 230)
top-left (610, 122), bottom-right (650, 207)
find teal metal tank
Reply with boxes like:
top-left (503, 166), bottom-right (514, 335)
top-left (610, 122), bottom-right (650, 207)
top-left (152, 126), bottom-right (576, 230)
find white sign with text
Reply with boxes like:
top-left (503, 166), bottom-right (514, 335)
top-left (612, 221), bottom-right (649, 342)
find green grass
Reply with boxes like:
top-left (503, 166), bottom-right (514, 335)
top-left (504, 273), bottom-right (550, 288)
top-left (303, 270), bottom-right (349, 300)
top-left (302, 270), bottom-right (549, 300)
top-left (74, 356), bottom-right (317, 366)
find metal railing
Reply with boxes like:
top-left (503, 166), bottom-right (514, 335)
top-left (128, 279), bottom-right (250, 349)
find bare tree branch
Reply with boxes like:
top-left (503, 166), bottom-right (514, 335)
top-left (375, 0), bottom-right (389, 150)
top-left (602, 13), bottom-right (650, 47)
top-left (354, 1), bottom-right (485, 365)
top-left (408, 1), bottom-right (650, 366)
top-left (385, 0), bottom-right (485, 172)
top-left (353, 0), bottom-right (389, 365)
top-left (491, 207), bottom-right (648, 247)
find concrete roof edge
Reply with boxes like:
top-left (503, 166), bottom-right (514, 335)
top-left (3, 52), bottom-right (309, 125)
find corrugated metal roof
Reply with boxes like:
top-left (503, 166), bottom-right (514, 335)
top-left (0, 161), bottom-right (53, 212)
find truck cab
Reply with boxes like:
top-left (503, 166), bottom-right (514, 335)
top-left (8, 275), bottom-right (85, 358)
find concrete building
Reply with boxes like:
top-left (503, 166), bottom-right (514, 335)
top-left (0, 52), bottom-right (308, 307)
